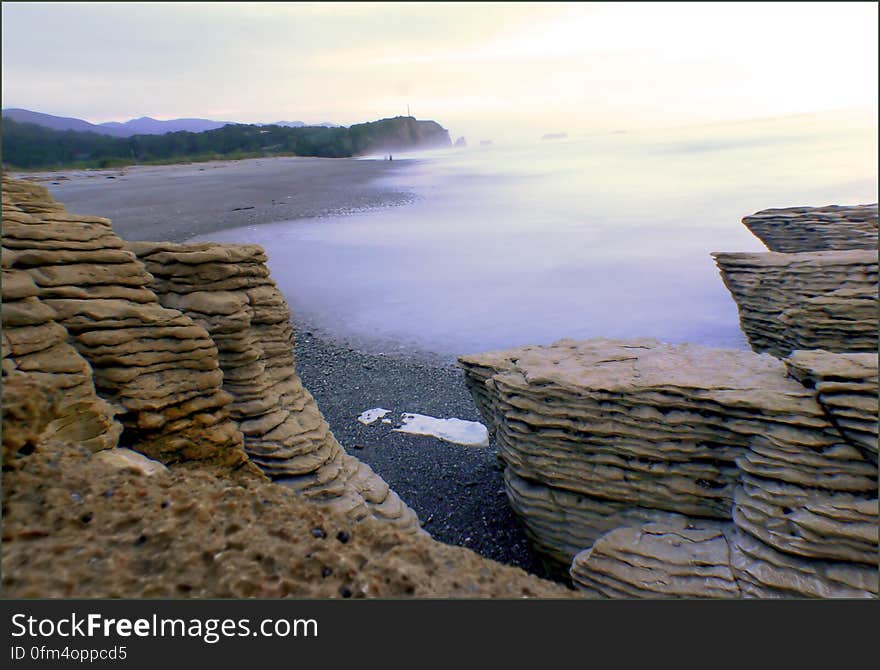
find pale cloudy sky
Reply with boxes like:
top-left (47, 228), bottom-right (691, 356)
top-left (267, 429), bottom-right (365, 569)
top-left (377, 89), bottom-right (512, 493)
top-left (2, 2), bottom-right (877, 141)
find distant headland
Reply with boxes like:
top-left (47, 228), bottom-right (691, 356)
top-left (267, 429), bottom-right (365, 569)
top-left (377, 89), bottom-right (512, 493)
top-left (0, 111), bottom-right (452, 170)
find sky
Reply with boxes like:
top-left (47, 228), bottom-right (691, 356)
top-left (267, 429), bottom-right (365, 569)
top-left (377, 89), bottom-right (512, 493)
top-left (2, 2), bottom-right (878, 142)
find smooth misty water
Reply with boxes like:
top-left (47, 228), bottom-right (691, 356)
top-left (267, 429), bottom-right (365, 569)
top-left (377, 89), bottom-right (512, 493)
top-left (200, 116), bottom-right (877, 359)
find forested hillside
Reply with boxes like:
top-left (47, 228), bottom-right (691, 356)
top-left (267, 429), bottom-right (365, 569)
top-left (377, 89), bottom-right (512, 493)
top-left (1, 116), bottom-right (451, 169)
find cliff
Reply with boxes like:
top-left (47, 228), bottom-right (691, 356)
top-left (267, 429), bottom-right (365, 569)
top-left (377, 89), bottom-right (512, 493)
top-left (714, 202), bottom-right (878, 358)
top-left (713, 250), bottom-right (878, 357)
top-left (460, 339), bottom-right (878, 597)
top-left (348, 116), bottom-right (451, 155)
top-left (0, 175), bottom-right (569, 598)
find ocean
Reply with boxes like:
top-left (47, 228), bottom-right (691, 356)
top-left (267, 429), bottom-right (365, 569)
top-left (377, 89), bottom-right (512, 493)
top-left (201, 112), bottom-right (878, 360)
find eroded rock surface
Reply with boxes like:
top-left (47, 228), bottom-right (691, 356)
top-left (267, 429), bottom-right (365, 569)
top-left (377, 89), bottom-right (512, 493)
top-left (786, 350), bottom-right (878, 462)
top-left (503, 468), bottom-right (684, 567)
top-left (128, 240), bottom-right (421, 532)
top-left (1, 373), bottom-right (574, 599)
top-left (712, 249), bottom-right (878, 357)
top-left (461, 338), bottom-right (828, 539)
top-left (742, 204), bottom-right (878, 253)
top-left (734, 352), bottom-right (878, 569)
top-left (460, 338), bottom-right (878, 597)
top-left (3, 176), bottom-right (419, 533)
top-left (570, 517), bottom-right (742, 598)
top-left (1, 268), bottom-right (122, 457)
top-left (2, 176), bottom-right (247, 467)
top-left (570, 517), bottom-right (877, 599)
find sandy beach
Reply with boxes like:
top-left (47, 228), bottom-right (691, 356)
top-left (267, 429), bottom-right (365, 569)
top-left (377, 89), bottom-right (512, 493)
top-left (14, 156), bottom-right (417, 242)
top-left (24, 157), bottom-right (550, 579)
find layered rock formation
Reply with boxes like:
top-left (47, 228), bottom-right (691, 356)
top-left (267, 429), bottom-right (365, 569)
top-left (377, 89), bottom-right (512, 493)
top-left (742, 204), bottom-right (878, 253)
top-left (725, 520), bottom-right (876, 598)
top-left (733, 351), bottom-right (878, 569)
top-left (460, 338), bottom-right (878, 597)
top-left (786, 350), bottom-right (878, 463)
top-left (502, 468), bottom-right (683, 566)
top-left (569, 517), bottom-right (742, 598)
top-left (713, 249), bottom-right (878, 357)
top-left (2, 176), bottom-right (247, 467)
top-left (570, 517), bottom-right (877, 599)
top-left (460, 338), bottom-right (815, 563)
top-left (128, 241), bottom-right (420, 531)
top-left (1, 268), bottom-right (122, 459)
top-left (2, 175), bottom-right (419, 531)
top-left (1, 373), bottom-right (574, 599)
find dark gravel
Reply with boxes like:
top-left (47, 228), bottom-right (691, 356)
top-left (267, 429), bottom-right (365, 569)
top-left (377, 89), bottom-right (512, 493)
top-left (291, 317), bottom-right (552, 581)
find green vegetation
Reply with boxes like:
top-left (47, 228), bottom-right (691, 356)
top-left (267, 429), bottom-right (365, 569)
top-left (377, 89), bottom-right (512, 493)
top-left (1, 116), bottom-right (451, 170)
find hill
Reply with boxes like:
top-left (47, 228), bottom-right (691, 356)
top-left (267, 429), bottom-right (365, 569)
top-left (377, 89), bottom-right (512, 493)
top-left (0, 115), bottom-right (451, 169)
top-left (97, 116), bottom-right (232, 135)
top-left (1, 107), bottom-right (130, 136)
top-left (2, 108), bottom-right (342, 137)
top-left (1, 108), bottom-right (233, 137)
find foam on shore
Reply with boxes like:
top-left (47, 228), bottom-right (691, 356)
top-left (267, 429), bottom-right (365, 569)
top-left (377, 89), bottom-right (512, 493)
top-left (357, 408), bottom-right (392, 425)
top-left (393, 413), bottom-right (489, 447)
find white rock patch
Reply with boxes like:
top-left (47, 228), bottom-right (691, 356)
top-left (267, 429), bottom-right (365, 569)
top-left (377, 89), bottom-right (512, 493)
top-left (357, 408), bottom-right (391, 425)
top-left (393, 413), bottom-right (490, 447)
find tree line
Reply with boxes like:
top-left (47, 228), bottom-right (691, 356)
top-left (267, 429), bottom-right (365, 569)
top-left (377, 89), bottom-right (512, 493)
top-left (1, 116), bottom-right (450, 169)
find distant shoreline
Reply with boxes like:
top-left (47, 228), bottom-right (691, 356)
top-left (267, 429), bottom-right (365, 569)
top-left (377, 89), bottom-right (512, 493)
top-left (33, 154), bottom-right (419, 243)
top-left (5, 151), bottom-right (305, 175)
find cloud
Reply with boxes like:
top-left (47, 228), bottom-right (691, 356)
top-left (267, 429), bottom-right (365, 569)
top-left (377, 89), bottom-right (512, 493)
top-left (2, 2), bottom-right (876, 138)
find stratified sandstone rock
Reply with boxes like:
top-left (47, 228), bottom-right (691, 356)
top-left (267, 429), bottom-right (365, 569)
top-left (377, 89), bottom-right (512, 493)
top-left (2, 176), bottom-right (248, 468)
top-left (1, 178), bottom-right (66, 215)
top-left (570, 518), bottom-right (877, 599)
top-left (776, 286), bottom-right (877, 355)
top-left (733, 351), bottom-right (878, 568)
top-left (461, 338), bottom-right (878, 598)
top-left (129, 241), bottom-right (421, 532)
top-left (728, 526), bottom-right (877, 598)
top-left (712, 249), bottom-right (878, 357)
top-left (733, 468), bottom-right (876, 565)
top-left (462, 339), bottom-right (828, 532)
top-left (785, 350), bottom-right (878, 462)
top-left (504, 469), bottom-right (683, 568)
top-left (570, 517), bottom-right (742, 598)
top-left (742, 204), bottom-right (878, 253)
top-left (1, 268), bottom-right (122, 457)
top-left (1, 398), bottom-right (575, 599)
